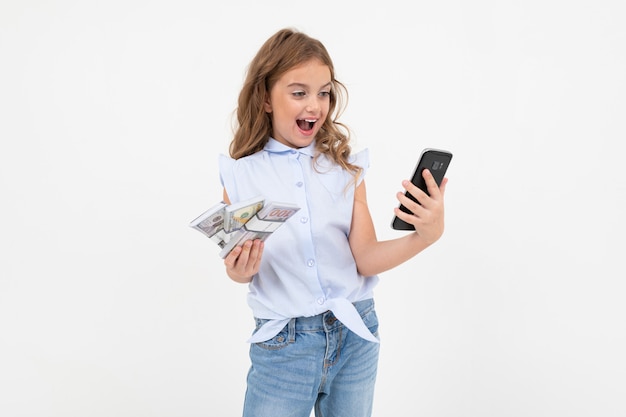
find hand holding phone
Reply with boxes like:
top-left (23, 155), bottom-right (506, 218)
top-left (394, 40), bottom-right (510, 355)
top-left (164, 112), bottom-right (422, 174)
top-left (391, 148), bottom-right (452, 230)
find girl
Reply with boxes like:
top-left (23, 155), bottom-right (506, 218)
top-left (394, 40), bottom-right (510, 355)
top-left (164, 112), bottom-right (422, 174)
top-left (218, 28), bottom-right (447, 417)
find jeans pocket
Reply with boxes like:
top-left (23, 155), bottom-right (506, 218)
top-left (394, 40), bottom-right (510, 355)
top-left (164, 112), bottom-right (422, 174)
top-left (361, 307), bottom-right (380, 338)
top-left (252, 319), bottom-right (292, 351)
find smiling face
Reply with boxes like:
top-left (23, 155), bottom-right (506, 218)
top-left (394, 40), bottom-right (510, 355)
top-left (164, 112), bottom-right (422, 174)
top-left (263, 59), bottom-right (332, 149)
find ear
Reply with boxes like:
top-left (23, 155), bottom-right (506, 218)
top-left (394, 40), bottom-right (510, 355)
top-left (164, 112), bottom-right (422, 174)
top-left (263, 96), bottom-right (272, 113)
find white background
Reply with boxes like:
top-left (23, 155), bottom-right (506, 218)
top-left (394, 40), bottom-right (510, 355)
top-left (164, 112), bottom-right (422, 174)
top-left (1, 1), bottom-right (625, 416)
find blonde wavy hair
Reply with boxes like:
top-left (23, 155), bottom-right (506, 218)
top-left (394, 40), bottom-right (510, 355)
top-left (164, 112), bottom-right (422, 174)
top-left (229, 28), bottom-right (360, 176)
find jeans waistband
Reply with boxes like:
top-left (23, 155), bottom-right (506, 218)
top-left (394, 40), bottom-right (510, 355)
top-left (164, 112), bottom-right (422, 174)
top-left (283, 298), bottom-right (374, 332)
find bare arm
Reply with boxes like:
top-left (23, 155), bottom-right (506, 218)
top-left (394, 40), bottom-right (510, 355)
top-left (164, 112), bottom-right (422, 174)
top-left (348, 169), bottom-right (448, 277)
top-left (222, 189), bottom-right (264, 283)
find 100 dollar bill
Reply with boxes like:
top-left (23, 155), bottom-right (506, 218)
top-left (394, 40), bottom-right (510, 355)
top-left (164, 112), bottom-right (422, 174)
top-left (219, 201), bottom-right (300, 258)
top-left (223, 196), bottom-right (265, 233)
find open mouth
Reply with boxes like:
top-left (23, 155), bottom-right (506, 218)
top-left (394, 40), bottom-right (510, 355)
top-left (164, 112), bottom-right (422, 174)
top-left (297, 119), bottom-right (317, 131)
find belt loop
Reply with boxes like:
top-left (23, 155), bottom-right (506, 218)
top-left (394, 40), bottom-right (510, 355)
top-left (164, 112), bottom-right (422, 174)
top-left (288, 318), bottom-right (296, 342)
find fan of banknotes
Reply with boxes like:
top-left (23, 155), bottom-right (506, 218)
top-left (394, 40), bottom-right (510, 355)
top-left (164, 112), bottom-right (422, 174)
top-left (189, 196), bottom-right (300, 258)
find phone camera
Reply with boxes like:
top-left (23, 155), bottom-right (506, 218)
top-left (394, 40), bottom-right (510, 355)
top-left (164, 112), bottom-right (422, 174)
top-left (431, 161), bottom-right (444, 170)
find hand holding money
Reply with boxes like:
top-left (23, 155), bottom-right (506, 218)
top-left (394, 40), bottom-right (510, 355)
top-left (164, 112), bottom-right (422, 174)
top-left (190, 196), bottom-right (300, 259)
top-left (223, 239), bottom-right (264, 283)
top-left (218, 200), bottom-right (300, 258)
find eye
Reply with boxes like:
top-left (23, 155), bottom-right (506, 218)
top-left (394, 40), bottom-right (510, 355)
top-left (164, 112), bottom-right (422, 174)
top-left (292, 91), bottom-right (306, 98)
top-left (319, 91), bottom-right (331, 98)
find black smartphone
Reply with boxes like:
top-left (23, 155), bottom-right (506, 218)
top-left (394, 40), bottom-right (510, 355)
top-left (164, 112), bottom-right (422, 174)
top-left (391, 148), bottom-right (453, 230)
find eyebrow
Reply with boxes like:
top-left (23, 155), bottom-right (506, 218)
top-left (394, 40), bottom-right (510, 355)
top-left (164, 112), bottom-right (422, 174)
top-left (287, 82), bottom-right (332, 90)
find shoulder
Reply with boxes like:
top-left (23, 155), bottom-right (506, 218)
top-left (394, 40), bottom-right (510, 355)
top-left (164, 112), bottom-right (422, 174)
top-left (219, 154), bottom-right (234, 170)
top-left (350, 148), bottom-right (370, 170)
top-left (219, 150), bottom-right (267, 170)
top-left (350, 148), bottom-right (370, 185)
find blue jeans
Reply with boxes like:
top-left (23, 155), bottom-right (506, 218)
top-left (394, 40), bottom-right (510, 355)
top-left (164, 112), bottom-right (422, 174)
top-left (242, 299), bottom-right (380, 417)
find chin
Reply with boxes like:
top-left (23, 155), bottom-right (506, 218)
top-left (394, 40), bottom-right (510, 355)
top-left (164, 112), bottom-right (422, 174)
top-left (297, 137), bottom-right (316, 148)
top-left (289, 133), bottom-right (315, 147)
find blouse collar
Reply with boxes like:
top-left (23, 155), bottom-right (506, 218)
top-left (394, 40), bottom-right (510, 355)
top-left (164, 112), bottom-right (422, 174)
top-left (264, 138), bottom-right (316, 158)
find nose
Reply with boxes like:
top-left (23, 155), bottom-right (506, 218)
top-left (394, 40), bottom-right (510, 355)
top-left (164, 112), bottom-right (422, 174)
top-left (305, 96), bottom-right (320, 113)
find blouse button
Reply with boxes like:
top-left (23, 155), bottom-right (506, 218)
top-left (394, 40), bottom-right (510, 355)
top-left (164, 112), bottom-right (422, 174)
top-left (307, 259), bottom-right (315, 267)
top-left (296, 181), bottom-right (303, 187)
top-left (317, 297), bottom-right (325, 305)
top-left (300, 217), bottom-right (308, 224)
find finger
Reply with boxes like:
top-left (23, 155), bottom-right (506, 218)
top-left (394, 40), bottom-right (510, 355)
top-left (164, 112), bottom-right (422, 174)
top-left (439, 177), bottom-right (448, 197)
top-left (401, 178), bottom-right (429, 204)
top-left (227, 241), bottom-right (252, 270)
top-left (422, 169), bottom-right (442, 198)
top-left (398, 198), bottom-right (428, 224)
top-left (397, 190), bottom-right (422, 215)
top-left (393, 206), bottom-right (417, 225)
top-left (248, 240), bottom-right (264, 267)
top-left (236, 240), bottom-right (253, 266)
top-left (398, 180), bottom-right (431, 213)
top-left (393, 204), bottom-right (429, 227)
top-left (224, 245), bottom-right (243, 268)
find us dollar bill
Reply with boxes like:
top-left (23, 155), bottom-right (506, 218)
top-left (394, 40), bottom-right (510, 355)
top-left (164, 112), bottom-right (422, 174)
top-left (256, 202), bottom-right (300, 223)
top-left (189, 202), bottom-right (227, 242)
top-left (223, 196), bottom-right (265, 233)
top-left (219, 201), bottom-right (300, 258)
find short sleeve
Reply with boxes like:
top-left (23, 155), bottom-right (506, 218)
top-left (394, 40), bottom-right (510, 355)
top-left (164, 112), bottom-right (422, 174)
top-left (218, 154), bottom-right (238, 201)
top-left (351, 148), bottom-right (370, 186)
